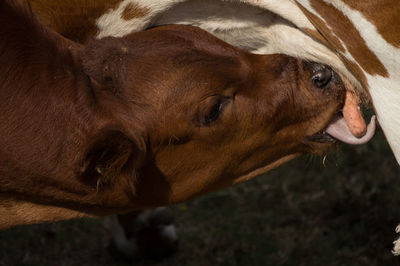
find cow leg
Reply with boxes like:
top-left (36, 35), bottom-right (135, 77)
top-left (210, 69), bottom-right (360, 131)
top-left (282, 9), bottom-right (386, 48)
top-left (110, 207), bottom-right (178, 259)
top-left (393, 225), bottom-right (400, 255)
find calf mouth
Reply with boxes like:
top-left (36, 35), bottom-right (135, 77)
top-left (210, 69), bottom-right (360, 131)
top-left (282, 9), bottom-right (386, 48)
top-left (308, 113), bottom-right (376, 144)
top-left (307, 91), bottom-right (377, 145)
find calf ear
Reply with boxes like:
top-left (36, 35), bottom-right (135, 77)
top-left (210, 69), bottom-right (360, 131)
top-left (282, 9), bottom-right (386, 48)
top-left (79, 130), bottom-right (146, 191)
top-left (81, 37), bottom-right (130, 93)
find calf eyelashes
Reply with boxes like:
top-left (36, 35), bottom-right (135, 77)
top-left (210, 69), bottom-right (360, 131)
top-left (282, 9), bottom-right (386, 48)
top-left (196, 96), bottom-right (231, 126)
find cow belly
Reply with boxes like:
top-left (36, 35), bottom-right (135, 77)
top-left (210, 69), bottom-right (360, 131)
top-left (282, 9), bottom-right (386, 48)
top-left (368, 76), bottom-right (400, 163)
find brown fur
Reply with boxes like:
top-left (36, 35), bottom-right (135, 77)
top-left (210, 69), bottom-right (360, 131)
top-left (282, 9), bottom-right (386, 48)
top-left (0, 0), bottom-right (345, 228)
top-left (341, 0), bottom-right (400, 48)
top-left (28, 0), bottom-right (123, 43)
top-left (121, 2), bottom-right (150, 21)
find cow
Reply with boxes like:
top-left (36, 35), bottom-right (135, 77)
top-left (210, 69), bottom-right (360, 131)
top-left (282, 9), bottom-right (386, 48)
top-left (1, 0), bottom-right (356, 258)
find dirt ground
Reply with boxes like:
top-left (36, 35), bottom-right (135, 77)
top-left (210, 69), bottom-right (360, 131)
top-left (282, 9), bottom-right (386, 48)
top-left (1, 130), bottom-right (400, 266)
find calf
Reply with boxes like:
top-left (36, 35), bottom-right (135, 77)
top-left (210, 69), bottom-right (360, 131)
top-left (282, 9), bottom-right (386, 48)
top-left (0, 0), bottom-right (346, 229)
top-left (26, 0), bottom-right (399, 256)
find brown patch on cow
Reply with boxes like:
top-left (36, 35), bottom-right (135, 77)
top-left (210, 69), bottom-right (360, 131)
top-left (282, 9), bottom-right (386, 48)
top-left (341, 58), bottom-right (369, 91)
top-left (301, 27), bottom-right (345, 53)
top-left (341, 0), bottom-right (400, 48)
top-left (304, 0), bottom-right (388, 79)
top-left (29, 0), bottom-right (123, 43)
top-left (121, 2), bottom-right (149, 21)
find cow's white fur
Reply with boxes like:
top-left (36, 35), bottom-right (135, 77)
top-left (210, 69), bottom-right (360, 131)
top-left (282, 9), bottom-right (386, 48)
top-left (96, 0), bottom-right (187, 38)
top-left (242, 0), bottom-right (315, 29)
top-left (393, 225), bottom-right (400, 255)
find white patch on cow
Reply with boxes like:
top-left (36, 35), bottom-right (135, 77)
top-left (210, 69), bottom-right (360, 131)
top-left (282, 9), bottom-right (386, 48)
top-left (393, 225), bottom-right (400, 255)
top-left (96, 0), bottom-right (187, 38)
top-left (243, 0), bottom-right (315, 29)
top-left (368, 75), bottom-right (400, 162)
top-left (292, 0), bottom-right (326, 25)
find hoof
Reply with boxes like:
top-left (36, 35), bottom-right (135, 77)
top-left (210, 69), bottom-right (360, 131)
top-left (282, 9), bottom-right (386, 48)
top-left (110, 207), bottom-right (178, 260)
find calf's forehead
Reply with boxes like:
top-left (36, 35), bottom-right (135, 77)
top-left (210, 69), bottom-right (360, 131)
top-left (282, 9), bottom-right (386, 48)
top-left (124, 28), bottom-right (250, 95)
top-left (135, 25), bottom-right (245, 61)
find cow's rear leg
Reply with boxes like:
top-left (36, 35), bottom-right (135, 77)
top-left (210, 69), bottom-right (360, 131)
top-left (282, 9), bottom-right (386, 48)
top-left (110, 207), bottom-right (178, 259)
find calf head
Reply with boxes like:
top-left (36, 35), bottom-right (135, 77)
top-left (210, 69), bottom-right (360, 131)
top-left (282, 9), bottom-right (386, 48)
top-left (80, 25), bottom-right (345, 208)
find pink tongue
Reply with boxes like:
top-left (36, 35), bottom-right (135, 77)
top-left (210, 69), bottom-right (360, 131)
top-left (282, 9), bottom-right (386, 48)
top-left (326, 115), bottom-right (376, 145)
top-left (325, 79), bottom-right (376, 145)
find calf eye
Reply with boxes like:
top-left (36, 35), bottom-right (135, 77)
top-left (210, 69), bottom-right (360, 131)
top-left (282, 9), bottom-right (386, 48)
top-left (204, 99), bottom-right (223, 124)
top-left (197, 97), bottom-right (227, 126)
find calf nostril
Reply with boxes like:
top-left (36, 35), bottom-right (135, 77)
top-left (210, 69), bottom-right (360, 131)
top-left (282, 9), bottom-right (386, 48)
top-left (312, 65), bottom-right (333, 88)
